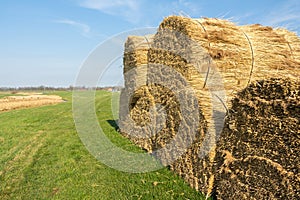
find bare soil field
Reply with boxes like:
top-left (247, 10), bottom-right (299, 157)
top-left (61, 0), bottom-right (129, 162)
top-left (0, 93), bottom-right (64, 112)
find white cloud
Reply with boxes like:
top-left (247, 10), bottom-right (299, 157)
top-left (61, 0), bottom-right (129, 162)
top-left (79, 0), bottom-right (141, 24)
top-left (78, 0), bottom-right (203, 25)
top-left (171, 0), bottom-right (201, 17)
top-left (55, 19), bottom-right (91, 37)
top-left (80, 0), bottom-right (138, 11)
top-left (260, 0), bottom-right (300, 32)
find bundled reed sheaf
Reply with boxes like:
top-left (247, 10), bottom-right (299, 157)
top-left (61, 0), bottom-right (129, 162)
top-left (214, 78), bottom-right (300, 199)
top-left (119, 15), bottom-right (300, 199)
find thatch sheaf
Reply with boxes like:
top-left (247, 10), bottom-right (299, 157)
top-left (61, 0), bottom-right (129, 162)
top-left (119, 16), bottom-right (300, 199)
top-left (215, 78), bottom-right (299, 199)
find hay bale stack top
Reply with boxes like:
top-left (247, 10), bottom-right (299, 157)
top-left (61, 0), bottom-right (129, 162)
top-left (156, 16), bottom-right (300, 97)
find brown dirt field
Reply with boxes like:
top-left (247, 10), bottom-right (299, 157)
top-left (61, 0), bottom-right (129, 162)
top-left (0, 93), bottom-right (64, 112)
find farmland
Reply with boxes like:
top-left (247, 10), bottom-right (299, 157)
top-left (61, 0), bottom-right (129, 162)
top-left (0, 91), bottom-right (205, 199)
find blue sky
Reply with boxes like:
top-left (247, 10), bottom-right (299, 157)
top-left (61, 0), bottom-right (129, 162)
top-left (1, 0), bottom-right (299, 87)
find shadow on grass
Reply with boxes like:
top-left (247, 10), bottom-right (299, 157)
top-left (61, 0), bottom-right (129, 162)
top-left (107, 119), bottom-right (119, 131)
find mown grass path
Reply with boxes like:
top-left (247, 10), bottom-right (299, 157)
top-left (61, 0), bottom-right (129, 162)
top-left (0, 91), bottom-right (206, 199)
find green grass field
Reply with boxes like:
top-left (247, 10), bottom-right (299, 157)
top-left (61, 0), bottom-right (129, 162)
top-left (0, 91), bottom-right (207, 199)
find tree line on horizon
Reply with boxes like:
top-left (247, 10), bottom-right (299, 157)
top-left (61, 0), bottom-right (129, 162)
top-left (0, 85), bottom-right (123, 92)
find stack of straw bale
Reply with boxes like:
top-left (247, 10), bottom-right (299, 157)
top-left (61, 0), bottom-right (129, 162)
top-left (119, 16), bottom-right (300, 199)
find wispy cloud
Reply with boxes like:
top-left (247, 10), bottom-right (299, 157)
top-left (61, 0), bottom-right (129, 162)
top-left (55, 19), bottom-right (91, 37)
top-left (79, 0), bottom-right (141, 24)
top-left (260, 0), bottom-right (300, 33)
top-left (78, 0), bottom-right (202, 25)
top-left (170, 0), bottom-right (201, 17)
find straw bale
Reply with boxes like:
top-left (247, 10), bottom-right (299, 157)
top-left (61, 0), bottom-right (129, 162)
top-left (123, 35), bottom-right (153, 91)
top-left (119, 15), bottom-right (300, 198)
top-left (214, 78), bottom-right (300, 199)
top-left (119, 35), bottom-right (153, 134)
